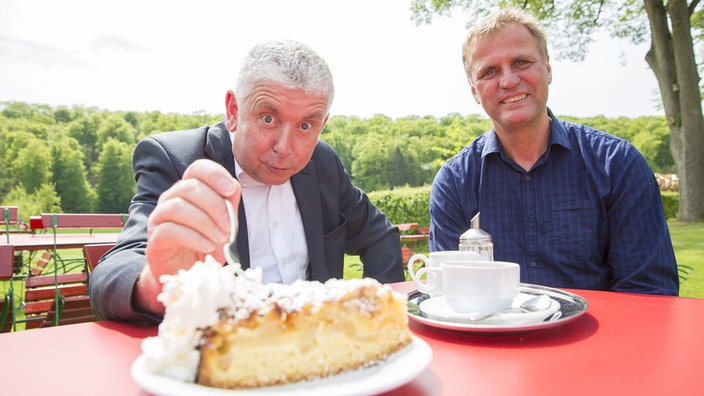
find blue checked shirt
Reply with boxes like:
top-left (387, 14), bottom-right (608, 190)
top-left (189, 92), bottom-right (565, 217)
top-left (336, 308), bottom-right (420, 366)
top-left (429, 110), bottom-right (679, 295)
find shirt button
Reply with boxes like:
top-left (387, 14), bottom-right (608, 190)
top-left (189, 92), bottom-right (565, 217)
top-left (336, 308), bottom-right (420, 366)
top-left (529, 261), bottom-right (537, 268)
top-left (525, 175), bottom-right (532, 182)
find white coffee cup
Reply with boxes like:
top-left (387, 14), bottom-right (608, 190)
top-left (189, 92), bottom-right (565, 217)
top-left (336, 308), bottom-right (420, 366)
top-left (407, 250), bottom-right (481, 287)
top-left (414, 260), bottom-right (520, 314)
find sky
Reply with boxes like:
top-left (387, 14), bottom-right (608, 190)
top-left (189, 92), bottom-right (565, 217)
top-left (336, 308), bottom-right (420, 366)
top-left (0, 0), bottom-right (662, 119)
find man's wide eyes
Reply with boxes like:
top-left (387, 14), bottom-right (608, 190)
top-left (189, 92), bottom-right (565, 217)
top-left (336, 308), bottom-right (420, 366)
top-left (259, 115), bottom-right (314, 131)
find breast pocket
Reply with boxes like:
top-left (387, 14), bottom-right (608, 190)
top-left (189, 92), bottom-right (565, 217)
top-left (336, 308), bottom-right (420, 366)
top-left (323, 215), bottom-right (347, 251)
top-left (550, 200), bottom-right (602, 264)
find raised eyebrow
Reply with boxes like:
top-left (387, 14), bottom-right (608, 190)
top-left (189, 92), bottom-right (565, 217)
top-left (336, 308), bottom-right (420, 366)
top-left (302, 110), bottom-right (327, 123)
top-left (258, 103), bottom-right (280, 116)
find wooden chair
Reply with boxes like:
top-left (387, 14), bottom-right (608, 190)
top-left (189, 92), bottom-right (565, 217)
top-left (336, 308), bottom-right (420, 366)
top-left (0, 245), bottom-right (13, 280)
top-left (1, 245), bottom-right (16, 332)
top-left (0, 293), bottom-right (13, 332)
top-left (402, 246), bottom-right (415, 265)
top-left (40, 295), bottom-right (96, 327)
top-left (83, 243), bottom-right (115, 273)
top-left (396, 223), bottom-right (419, 233)
top-left (23, 272), bottom-right (88, 329)
top-left (30, 250), bottom-right (54, 276)
top-left (398, 224), bottom-right (429, 242)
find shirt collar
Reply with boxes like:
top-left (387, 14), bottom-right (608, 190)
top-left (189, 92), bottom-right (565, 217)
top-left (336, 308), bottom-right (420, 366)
top-left (234, 159), bottom-right (270, 189)
top-left (546, 108), bottom-right (571, 150)
top-left (481, 107), bottom-right (570, 159)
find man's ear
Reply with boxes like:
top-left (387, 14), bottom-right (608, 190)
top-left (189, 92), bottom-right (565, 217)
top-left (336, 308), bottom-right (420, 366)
top-left (470, 83), bottom-right (481, 104)
top-left (545, 55), bottom-right (552, 85)
top-left (225, 90), bottom-right (238, 131)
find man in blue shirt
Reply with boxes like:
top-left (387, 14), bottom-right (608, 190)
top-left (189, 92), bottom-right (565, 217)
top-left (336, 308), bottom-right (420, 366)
top-left (429, 8), bottom-right (679, 295)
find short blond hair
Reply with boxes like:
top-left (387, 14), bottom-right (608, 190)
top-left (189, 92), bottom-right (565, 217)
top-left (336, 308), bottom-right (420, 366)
top-left (462, 8), bottom-right (548, 81)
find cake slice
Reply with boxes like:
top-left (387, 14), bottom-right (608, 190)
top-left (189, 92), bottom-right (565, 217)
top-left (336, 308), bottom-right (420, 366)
top-left (141, 256), bottom-right (412, 389)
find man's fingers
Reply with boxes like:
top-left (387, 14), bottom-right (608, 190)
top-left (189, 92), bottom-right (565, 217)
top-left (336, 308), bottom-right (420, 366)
top-left (153, 186), bottom-right (229, 244)
top-left (183, 159), bottom-right (239, 197)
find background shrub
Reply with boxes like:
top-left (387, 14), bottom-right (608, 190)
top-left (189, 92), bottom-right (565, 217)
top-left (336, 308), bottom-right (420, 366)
top-left (661, 192), bottom-right (679, 220)
top-left (367, 185), bottom-right (431, 227)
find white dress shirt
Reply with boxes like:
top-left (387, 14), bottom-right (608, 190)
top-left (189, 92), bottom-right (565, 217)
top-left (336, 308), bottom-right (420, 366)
top-left (233, 158), bottom-right (309, 284)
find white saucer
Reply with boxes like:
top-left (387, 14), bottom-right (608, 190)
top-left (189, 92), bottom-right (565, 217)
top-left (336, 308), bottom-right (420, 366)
top-left (418, 292), bottom-right (561, 325)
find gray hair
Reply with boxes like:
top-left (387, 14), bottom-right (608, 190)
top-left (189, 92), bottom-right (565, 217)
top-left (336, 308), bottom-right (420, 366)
top-left (235, 40), bottom-right (335, 110)
top-left (462, 8), bottom-right (549, 81)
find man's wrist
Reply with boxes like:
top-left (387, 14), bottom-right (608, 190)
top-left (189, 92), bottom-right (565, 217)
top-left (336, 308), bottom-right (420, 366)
top-left (132, 265), bottom-right (165, 315)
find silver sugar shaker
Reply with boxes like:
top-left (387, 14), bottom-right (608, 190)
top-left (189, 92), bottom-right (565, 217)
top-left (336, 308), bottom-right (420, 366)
top-left (459, 212), bottom-right (494, 260)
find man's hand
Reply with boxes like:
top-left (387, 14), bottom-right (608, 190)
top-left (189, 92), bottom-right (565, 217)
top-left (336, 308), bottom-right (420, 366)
top-left (134, 159), bottom-right (241, 314)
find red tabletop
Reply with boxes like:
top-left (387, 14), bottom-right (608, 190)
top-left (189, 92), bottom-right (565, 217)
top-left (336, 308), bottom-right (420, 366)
top-left (0, 282), bottom-right (702, 395)
top-left (1, 233), bottom-right (120, 251)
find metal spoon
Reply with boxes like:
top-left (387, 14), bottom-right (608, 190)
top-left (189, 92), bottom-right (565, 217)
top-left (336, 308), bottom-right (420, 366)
top-left (466, 294), bottom-right (552, 322)
top-left (223, 199), bottom-right (240, 266)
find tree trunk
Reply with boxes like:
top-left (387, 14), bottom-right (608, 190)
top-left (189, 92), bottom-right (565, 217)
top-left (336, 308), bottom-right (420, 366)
top-left (644, 0), bottom-right (704, 221)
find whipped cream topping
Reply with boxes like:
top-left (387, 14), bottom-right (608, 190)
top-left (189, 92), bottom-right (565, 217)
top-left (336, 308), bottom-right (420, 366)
top-left (141, 255), bottom-right (400, 382)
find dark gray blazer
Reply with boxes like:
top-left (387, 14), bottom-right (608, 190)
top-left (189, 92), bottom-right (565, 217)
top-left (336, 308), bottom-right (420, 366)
top-left (89, 122), bottom-right (404, 323)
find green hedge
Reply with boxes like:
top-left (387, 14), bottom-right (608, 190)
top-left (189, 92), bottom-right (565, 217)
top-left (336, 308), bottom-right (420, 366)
top-left (369, 185), bottom-right (680, 224)
top-left (367, 185), bottom-right (431, 227)
top-left (661, 191), bottom-right (679, 220)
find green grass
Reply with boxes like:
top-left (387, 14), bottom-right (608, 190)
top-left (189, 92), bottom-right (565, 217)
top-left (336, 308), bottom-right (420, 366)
top-left (670, 221), bottom-right (704, 298)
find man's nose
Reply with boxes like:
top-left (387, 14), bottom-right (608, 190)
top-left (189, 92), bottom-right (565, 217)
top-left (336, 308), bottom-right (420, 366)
top-left (499, 70), bottom-right (520, 89)
top-left (272, 125), bottom-right (294, 157)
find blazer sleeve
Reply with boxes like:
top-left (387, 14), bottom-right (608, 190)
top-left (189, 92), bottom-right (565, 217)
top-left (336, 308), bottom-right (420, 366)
top-left (89, 130), bottom-right (208, 323)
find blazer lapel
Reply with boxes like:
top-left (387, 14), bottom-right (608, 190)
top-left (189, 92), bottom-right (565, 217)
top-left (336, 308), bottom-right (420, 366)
top-left (291, 161), bottom-right (324, 280)
top-left (204, 122), bottom-right (235, 175)
top-left (204, 123), bottom-right (251, 268)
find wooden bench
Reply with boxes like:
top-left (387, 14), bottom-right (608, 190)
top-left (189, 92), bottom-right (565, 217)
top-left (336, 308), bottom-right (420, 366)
top-left (40, 295), bottom-right (96, 328)
top-left (396, 222), bottom-right (429, 243)
top-left (30, 250), bottom-right (54, 276)
top-left (0, 292), bottom-right (13, 332)
top-left (1, 245), bottom-right (17, 332)
top-left (0, 245), bottom-right (13, 280)
top-left (23, 272), bottom-right (88, 329)
top-left (402, 246), bottom-right (415, 265)
top-left (1, 206), bottom-right (26, 238)
top-left (396, 223), bottom-right (429, 264)
top-left (31, 213), bottom-right (128, 235)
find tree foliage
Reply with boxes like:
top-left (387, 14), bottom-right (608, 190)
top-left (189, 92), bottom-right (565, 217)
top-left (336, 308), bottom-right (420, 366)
top-left (51, 138), bottom-right (95, 213)
top-left (12, 138), bottom-right (52, 194)
top-left (0, 102), bottom-right (220, 217)
top-left (95, 138), bottom-right (136, 213)
top-left (3, 183), bottom-right (62, 217)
